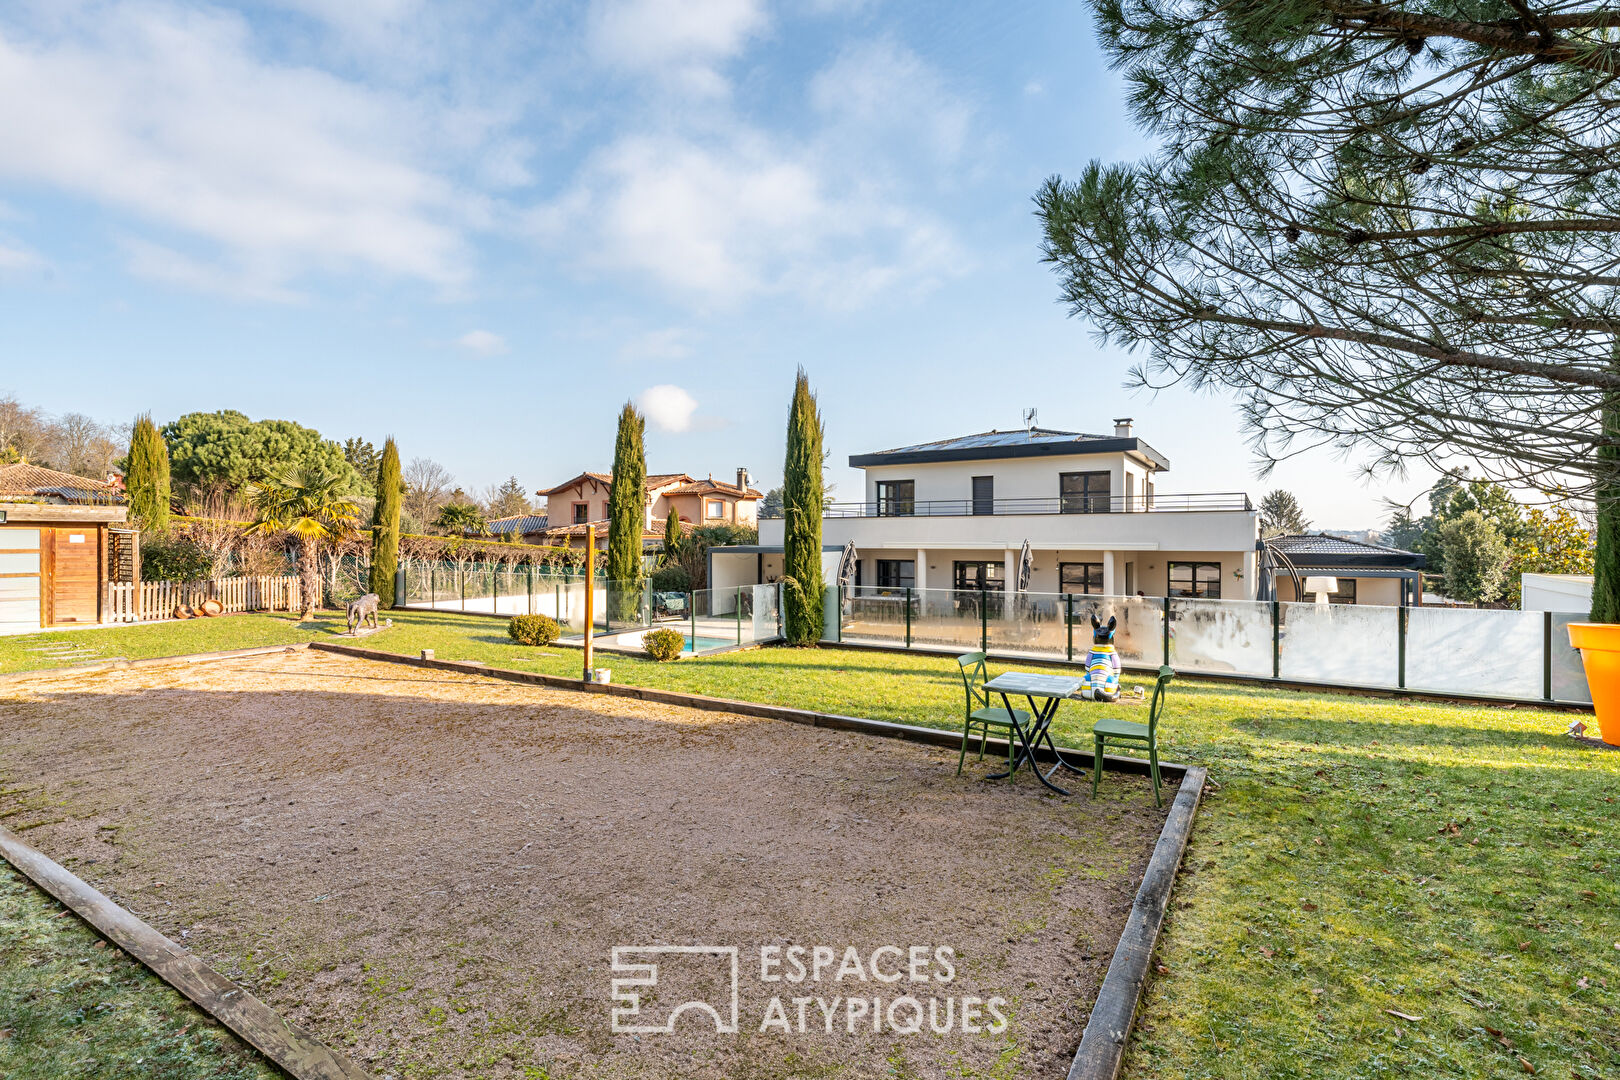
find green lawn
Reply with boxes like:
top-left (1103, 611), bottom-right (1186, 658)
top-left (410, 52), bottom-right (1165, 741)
top-left (0, 865), bottom-right (282, 1080)
top-left (3, 609), bottom-right (1617, 1078)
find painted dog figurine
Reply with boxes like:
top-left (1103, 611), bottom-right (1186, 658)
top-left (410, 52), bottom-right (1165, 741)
top-left (1079, 614), bottom-right (1122, 702)
top-left (347, 592), bottom-right (381, 634)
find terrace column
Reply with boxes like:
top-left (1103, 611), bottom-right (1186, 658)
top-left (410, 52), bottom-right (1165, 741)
top-left (915, 549), bottom-right (927, 593)
top-left (1242, 548), bottom-right (1258, 600)
top-left (1003, 548), bottom-right (1018, 619)
top-left (1102, 550), bottom-right (1119, 597)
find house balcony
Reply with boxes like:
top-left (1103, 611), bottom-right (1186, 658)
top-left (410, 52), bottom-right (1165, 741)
top-left (761, 492), bottom-right (1252, 519)
top-left (757, 492), bottom-right (1259, 556)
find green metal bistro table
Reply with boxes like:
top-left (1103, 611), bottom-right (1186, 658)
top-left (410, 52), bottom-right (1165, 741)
top-left (981, 671), bottom-right (1087, 795)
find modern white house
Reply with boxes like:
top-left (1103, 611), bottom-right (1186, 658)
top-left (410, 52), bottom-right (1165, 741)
top-left (710, 421), bottom-right (1265, 600)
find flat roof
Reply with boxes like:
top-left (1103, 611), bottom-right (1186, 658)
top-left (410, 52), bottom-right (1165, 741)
top-left (849, 428), bottom-right (1170, 471)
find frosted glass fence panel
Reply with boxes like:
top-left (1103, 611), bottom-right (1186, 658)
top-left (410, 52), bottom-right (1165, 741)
top-left (1548, 611), bottom-right (1593, 703)
top-left (843, 587), bottom-right (910, 647)
top-left (1069, 595), bottom-right (1165, 666)
top-left (911, 589), bottom-right (987, 652)
top-left (1169, 598), bottom-right (1272, 676)
top-left (1279, 602), bottom-right (1399, 687)
top-left (750, 584), bottom-right (781, 642)
top-left (1407, 606), bottom-right (1543, 699)
top-left (986, 592), bottom-right (1067, 660)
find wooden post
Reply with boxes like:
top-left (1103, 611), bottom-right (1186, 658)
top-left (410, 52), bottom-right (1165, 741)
top-left (582, 530), bottom-right (595, 679)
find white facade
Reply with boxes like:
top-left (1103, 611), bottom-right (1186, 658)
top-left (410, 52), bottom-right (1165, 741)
top-left (1521, 572), bottom-right (1592, 613)
top-left (742, 426), bottom-right (1261, 601)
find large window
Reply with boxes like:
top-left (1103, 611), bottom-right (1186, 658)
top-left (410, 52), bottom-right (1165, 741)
top-left (875, 559), bottom-right (915, 591)
top-left (1060, 471), bottom-right (1111, 513)
top-left (971, 476), bottom-right (994, 516)
top-left (1059, 562), bottom-right (1104, 595)
top-left (571, 501), bottom-right (589, 524)
top-left (877, 480), bottom-right (915, 516)
top-left (953, 561), bottom-right (1005, 591)
top-left (1169, 561), bottom-right (1222, 599)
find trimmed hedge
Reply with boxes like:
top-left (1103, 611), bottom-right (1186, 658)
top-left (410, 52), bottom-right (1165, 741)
top-left (642, 627), bottom-right (686, 662)
top-left (508, 614), bottom-right (560, 647)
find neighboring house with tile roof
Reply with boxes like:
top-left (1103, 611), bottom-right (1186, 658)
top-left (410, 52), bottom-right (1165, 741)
top-left (533, 468), bottom-right (762, 549)
top-left (0, 463), bottom-right (124, 505)
top-left (1263, 533), bottom-right (1426, 606)
top-left (483, 513), bottom-right (550, 544)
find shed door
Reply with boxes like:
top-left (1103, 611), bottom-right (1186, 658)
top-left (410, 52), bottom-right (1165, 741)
top-left (46, 528), bottom-right (99, 625)
top-left (0, 528), bottom-right (43, 634)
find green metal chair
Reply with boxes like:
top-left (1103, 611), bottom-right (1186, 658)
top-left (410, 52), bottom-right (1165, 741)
top-left (955, 652), bottom-right (1032, 777)
top-left (1092, 666), bottom-right (1174, 806)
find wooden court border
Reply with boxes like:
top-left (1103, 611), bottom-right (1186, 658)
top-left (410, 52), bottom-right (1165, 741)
top-left (0, 824), bottom-right (371, 1080)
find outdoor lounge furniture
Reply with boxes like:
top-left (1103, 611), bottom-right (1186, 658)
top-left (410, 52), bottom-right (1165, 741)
top-left (1091, 665), bottom-right (1173, 806)
top-left (982, 669), bottom-right (1089, 795)
top-left (955, 652), bottom-right (1030, 779)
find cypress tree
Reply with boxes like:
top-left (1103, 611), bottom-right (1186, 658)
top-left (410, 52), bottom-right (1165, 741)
top-left (126, 413), bottom-right (171, 534)
top-left (782, 368), bottom-right (825, 645)
top-left (607, 403), bottom-right (647, 619)
top-left (663, 508), bottom-right (683, 565)
top-left (369, 437), bottom-right (402, 606)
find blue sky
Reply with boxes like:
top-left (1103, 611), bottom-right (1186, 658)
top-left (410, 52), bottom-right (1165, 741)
top-left (0, 0), bottom-right (1428, 527)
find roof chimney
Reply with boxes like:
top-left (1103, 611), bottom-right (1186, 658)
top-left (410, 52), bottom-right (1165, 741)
top-left (1113, 417), bottom-right (1134, 438)
top-left (736, 467), bottom-right (749, 491)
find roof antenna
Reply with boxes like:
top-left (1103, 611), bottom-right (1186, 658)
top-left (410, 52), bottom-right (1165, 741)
top-left (1022, 407), bottom-right (1037, 433)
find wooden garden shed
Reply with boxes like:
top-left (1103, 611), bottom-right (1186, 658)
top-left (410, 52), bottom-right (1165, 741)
top-left (0, 464), bottom-right (130, 634)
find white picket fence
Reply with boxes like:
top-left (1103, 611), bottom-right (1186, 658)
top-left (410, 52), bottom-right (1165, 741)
top-left (105, 575), bottom-right (302, 624)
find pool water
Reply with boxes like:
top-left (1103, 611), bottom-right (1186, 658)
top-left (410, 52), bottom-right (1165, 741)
top-left (684, 635), bottom-right (736, 653)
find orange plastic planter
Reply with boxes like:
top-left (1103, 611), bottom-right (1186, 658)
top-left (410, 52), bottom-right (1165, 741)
top-left (1566, 623), bottom-right (1620, 746)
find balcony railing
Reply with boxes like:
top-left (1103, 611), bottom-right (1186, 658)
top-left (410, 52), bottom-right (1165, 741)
top-left (759, 492), bottom-right (1253, 520)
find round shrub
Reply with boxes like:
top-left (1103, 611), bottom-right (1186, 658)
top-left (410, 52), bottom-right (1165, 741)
top-left (642, 627), bottom-right (686, 662)
top-left (508, 614), bottom-right (560, 647)
top-left (651, 565), bottom-right (692, 592)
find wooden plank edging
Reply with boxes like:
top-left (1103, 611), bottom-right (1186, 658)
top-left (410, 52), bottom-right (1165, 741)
top-left (308, 641), bottom-right (1188, 779)
top-left (1066, 765), bottom-right (1209, 1080)
top-left (0, 824), bottom-right (371, 1080)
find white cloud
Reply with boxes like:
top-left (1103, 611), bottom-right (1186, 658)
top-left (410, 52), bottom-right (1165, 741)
top-left (811, 39), bottom-right (972, 162)
top-left (0, 241), bottom-right (41, 273)
top-left (637, 384), bottom-right (699, 432)
top-left (588, 0), bottom-right (767, 95)
top-left (0, 3), bottom-right (488, 297)
top-left (457, 329), bottom-right (508, 354)
top-left (533, 130), bottom-right (962, 306)
top-left (620, 326), bottom-right (694, 362)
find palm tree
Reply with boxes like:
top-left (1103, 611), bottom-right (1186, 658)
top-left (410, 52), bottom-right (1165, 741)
top-left (246, 467), bottom-right (360, 620)
top-left (433, 501), bottom-right (487, 537)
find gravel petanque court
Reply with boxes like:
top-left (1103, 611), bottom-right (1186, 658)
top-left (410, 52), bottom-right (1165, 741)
top-left (0, 649), bottom-right (1169, 1079)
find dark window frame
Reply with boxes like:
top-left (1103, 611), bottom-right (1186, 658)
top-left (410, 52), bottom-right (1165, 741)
top-left (952, 560), bottom-right (1006, 591)
top-left (571, 501), bottom-right (590, 524)
top-left (875, 559), bottom-right (915, 591)
top-left (1059, 561), bottom-right (1105, 595)
top-left (876, 479), bottom-right (916, 517)
top-left (1168, 561), bottom-right (1223, 599)
top-left (1059, 471), bottom-right (1112, 514)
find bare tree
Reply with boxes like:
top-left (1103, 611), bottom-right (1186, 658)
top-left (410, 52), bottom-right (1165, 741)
top-left (0, 394), bottom-right (51, 464)
top-left (403, 457), bottom-right (454, 527)
top-left (45, 412), bottom-right (125, 479)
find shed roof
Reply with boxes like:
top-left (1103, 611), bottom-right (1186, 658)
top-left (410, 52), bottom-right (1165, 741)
top-left (1266, 533), bottom-right (1425, 570)
top-left (0, 463), bottom-right (124, 504)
